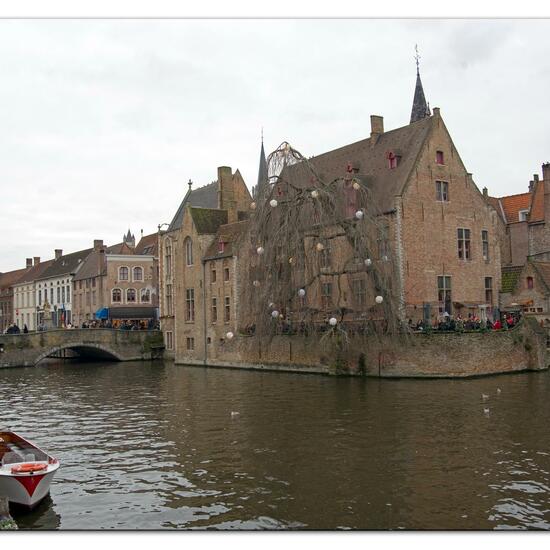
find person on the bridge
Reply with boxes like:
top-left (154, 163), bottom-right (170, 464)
top-left (23, 324), bottom-right (28, 333)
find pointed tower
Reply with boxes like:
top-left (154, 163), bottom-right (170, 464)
top-left (123, 229), bottom-right (135, 248)
top-left (253, 132), bottom-right (269, 200)
top-left (410, 47), bottom-right (431, 124)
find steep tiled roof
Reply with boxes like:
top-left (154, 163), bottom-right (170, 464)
top-left (73, 243), bottom-right (134, 282)
top-left (0, 268), bottom-right (29, 290)
top-left (204, 220), bottom-right (249, 260)
top-left (12, 259), bottom-right (55, 286)
top-left (528, 180), bottom-right (544, 223)
top-left (168, 182), bottom-right (219, 232)
top-left (37, 248), bottom-right (93, 281)
top-left (135, 233), bottom-right (158, 256)
top-left (497, 193), bottom-right (531, 224)
top-left (189, 207), bottom-right (228, 235)
top-left (284, 116), bottom-right (434, 214)
top-left (501, 265), bottom-right (523, 293)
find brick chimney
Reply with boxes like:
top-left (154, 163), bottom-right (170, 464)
top-left (26, 258), bottom-right (32, 268)
top-left (93, 239), bottom-right (104, 251)
top-left (217, 166), bottom-right (237, 223)
top-left (542, 162), bottom-right (550, 182)
top-left (55, 249), bottom-right (63, 260)
top-left (33, 257), bottom-right (40, 266)
top-left (370, 115), bottom-right (384, 144)
top-left (482, 187), bottom-right (488, 199)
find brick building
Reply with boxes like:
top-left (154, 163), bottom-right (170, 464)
top-left (158, 167), bottom-right (251, 360)
top-left (0, 267), bottom-right (28, 332)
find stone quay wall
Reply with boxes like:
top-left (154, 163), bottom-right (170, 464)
top-left (0, 329), bottom-right (164, 368)
top-left (176, 319), bottom-right (547, 378)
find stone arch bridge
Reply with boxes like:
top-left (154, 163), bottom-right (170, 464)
top-left (0, 329), bottom-right (164, 368)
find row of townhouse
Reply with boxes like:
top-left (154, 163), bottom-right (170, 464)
top-left (0, 231), bottom-right (160, 332)
top-left (157, 67), bottom-right (511, 364)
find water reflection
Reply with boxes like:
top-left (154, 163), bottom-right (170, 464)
top-left (1, 359), bottom-right (549, 529)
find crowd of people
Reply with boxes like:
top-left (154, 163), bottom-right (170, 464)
top-left (3, 319), bottom-right (160, 333)
top-left (410, 312), bottom-right (521, 332)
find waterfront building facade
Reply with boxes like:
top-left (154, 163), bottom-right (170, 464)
top-left (158, 167), bottom-right (252, 360)
top-left (35, 247), bottom-right (92, 328)
top-left (12, 257), bottom-right (54, 331)
top-left (0, 267), bottom-right (29, 332)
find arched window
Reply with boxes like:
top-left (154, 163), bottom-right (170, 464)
top-left (112, 288), bottom-right (122, 303)
top-left (119, 266), bottom-right (129, 281)
top-left (185, 237), bottom-right (193, 266)
top-left (140, 288), bottom-right (151, 303)
top-left (133, 266), bottom-right (143, 281)
top-left (127, 289), bottom-right (136, 303)
top-left (164, 238), bottom-right (172, 280)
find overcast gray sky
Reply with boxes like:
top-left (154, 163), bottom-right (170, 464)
top-left (1, 19), bottom-right (549, 272)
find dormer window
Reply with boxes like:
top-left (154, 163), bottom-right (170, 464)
top-left (436, 151), bottom-right (445, 165)
top-left (218, 241), bottom-right (226, 253)
top-left (387, 151), bottom-right (399, 169)
top-left (518, 209), bottom-right (529, 222)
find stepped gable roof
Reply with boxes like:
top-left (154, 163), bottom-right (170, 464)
top-left (0, 267), bottom-right (29, 290)
top-left (500, 265), bottom-right (524, 293)
top-left (495, 192), bottom-right (531, 224)
top-left (12, 259), bottom-right (55, 286)
top-left (204, 220), bottom-right (249, 261)
top-left (528, 180), bottom-right (545, 223)
top-left (168, 181), bottom-right (218, 232)
top-left (284, 116), bottom-right (433, 214)
top-left (135, 233), bottom-right (158, 256)
top-left (73, 243), bottom-right (133, 282)
top-left (37, 248), bottom-right (93, 281)
top-left (189, 207), bottom-right (228, 235)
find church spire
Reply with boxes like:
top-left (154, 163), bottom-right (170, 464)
top-left (410, 45), bottom-right (431, 124)
top-left (253, 129), bottom-right (269, 200)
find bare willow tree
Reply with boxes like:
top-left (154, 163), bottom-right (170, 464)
top-left (239, 141), bottom-right (404, 349)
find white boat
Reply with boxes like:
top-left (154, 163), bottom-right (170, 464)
top-left (0, 432), bottom-right (60, 509)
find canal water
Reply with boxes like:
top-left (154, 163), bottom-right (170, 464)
top-left (1, 359), bottom-right (549, 530)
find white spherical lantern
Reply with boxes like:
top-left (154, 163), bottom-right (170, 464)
top-left (355, 210), bottom-right (364, 220)
top-left (226, 331), bottom-right (234, 340)
top-left (271, 310), bottom-right (279, 318)
top-left (329, 317), bottom-right (338, 326)
top-left (364, 258), bottom-right (372, 267)
top-left (375, 295), bottom-right (384, 304)
top-left (256, 246), bottom-right (264, 255)
top-left (352, 180), bottom-right (361, 190)
top-left (253, 280), bottom-right (260, 287)
top-left (311, 189), bottom-right (319, 199)
top-left (269, 199), bottom-right (278, 208)
top-left (279, 314), bottom-right (284, 319)
top-left (316, 242), bottom-right (325, 252)
top-left (250, 202), bottom-right (257, 210)
top-left (298, 288), bottom-right (306, 298)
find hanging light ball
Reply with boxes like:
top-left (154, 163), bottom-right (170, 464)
top-left (352, 180), bottom-right (361, 190)
top-left (253, 280), bottom-right (261, 287)
top-left (375, 295), bottom-right (384, 304)
top-left (271, 310), bottom-right (279, 318)
top-left (329, 317), bottom-right (338, 326)
top-left (250, 202), bottom-right (257, 210)
top-left (311, 189), bottom-right (319, 199)
top-left (364, 258), bottom-right (372, 267)
top-left (316, 242), bottom-right (325, 252)
top-left (355, 210), bottom-right (364, 220)
top-left (279, 314), bottom-right (284, 319)
top-left (298, 288), bottom-right (306, 297)
top-left (256, 246), bottom-right (264, 255)
top-left (269, 199), bottom-right (278, 208)
top-left (226, 331), bottom-right (234, 340)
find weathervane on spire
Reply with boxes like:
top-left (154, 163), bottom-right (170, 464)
top-left (414, 44), bottom-right (421, 74)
